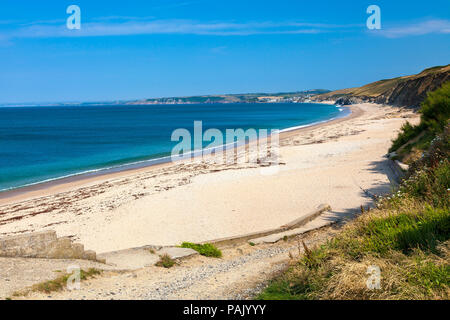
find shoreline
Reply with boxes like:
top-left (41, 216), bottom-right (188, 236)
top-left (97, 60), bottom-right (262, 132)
top-left (0, 103), bottom-right (419, 253)
top-left (0, 104), bottom-right (358, 206)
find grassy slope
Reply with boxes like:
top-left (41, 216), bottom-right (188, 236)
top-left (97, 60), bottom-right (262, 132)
top-left (315, 65), bottom-right (450, 101)
top-left (259, 84), bottom-right (450, 300)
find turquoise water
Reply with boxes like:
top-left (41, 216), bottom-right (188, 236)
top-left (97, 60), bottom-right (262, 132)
top-left (0, 103), bottom-right (347, 191)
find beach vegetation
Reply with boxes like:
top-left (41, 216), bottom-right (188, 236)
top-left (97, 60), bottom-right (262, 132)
top-left (12, 268), bottom-right (102, 297)
top-left (180, 242), bottom-right (222, 258)
top-left (33, 268), bottom-right (102, 294)
top-left (155, 254), bottom-right (176, 268)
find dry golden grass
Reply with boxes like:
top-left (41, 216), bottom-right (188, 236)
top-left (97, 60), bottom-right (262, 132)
top-left (259, 198), bottom-right (449, 300)
top-left (11, 268), bottom-right (102, 298)
top-left (319, 247), bottom-right (449, 300)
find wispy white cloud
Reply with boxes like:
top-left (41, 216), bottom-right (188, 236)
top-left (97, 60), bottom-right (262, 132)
top-left (378, 19), bottom-right (450, 38)
top-left (0, 19), bottom-right (358, 41)
top-left (2, 16), bottom-right (449, 41)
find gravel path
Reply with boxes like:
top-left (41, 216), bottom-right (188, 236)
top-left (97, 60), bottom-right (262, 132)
top-left (19, 228), bottom-right (335, 300)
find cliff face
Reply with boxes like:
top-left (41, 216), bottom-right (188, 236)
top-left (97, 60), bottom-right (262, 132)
top-left (379, 69), bottom-right (449, 107)
top-left (313, 65), bottom-right (450, 108)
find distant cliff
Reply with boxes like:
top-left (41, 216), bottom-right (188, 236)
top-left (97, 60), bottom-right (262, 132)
top-left (312, 65), bottom-right (450, 108)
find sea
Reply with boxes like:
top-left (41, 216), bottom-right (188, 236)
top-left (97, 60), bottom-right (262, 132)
top-left (0, 103), bottom-right (349, 192)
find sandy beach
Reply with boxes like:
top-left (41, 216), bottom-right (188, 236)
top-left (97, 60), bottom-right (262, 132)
top-left (0, 103), bottom-right (419, 253)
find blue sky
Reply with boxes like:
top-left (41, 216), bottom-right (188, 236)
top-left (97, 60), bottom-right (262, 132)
top-left (0, 0), bottom-right (449, 104)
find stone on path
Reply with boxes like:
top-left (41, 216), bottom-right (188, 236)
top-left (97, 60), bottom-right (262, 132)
top-left (157, 247), bottom-right (198, 260)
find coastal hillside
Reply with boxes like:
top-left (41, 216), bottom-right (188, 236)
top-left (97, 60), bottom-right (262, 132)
top-left (259, 83), bottom-right (450, 300)
top-left (313, 65), bottom-right (450, 108)
top-left (127, 89), bottom-right (329, 105)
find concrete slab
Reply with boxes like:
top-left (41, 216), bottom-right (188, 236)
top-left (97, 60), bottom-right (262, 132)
top-left (249, 211), bottom-right (339, 245)
top-left (203, 203), bottom-right (332, 247)
top-left (98, 247), bottom-right (160, 270)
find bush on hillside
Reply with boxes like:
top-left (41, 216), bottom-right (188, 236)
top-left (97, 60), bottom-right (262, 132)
top-left (390, 81), bottom-right (450, 153)
top-left (420, 81), bottom-right (450, 134)
top-left (389, 121), bottom-right (422, 152)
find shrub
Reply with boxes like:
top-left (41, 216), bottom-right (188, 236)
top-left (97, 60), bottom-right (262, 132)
top-left (420, 81), bottom-right (450, 134)
top-left (390, 121), bottom-right (422, 152)
top-left (390, 81), bottom-right (450, 154)
top-left (409, 125), bottom-right (450, 173)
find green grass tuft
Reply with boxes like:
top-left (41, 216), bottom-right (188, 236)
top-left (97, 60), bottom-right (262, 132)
top-left (155, 254), bottom-right (176, 268)
top-left (180, 242), bottom-right (222, 258)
